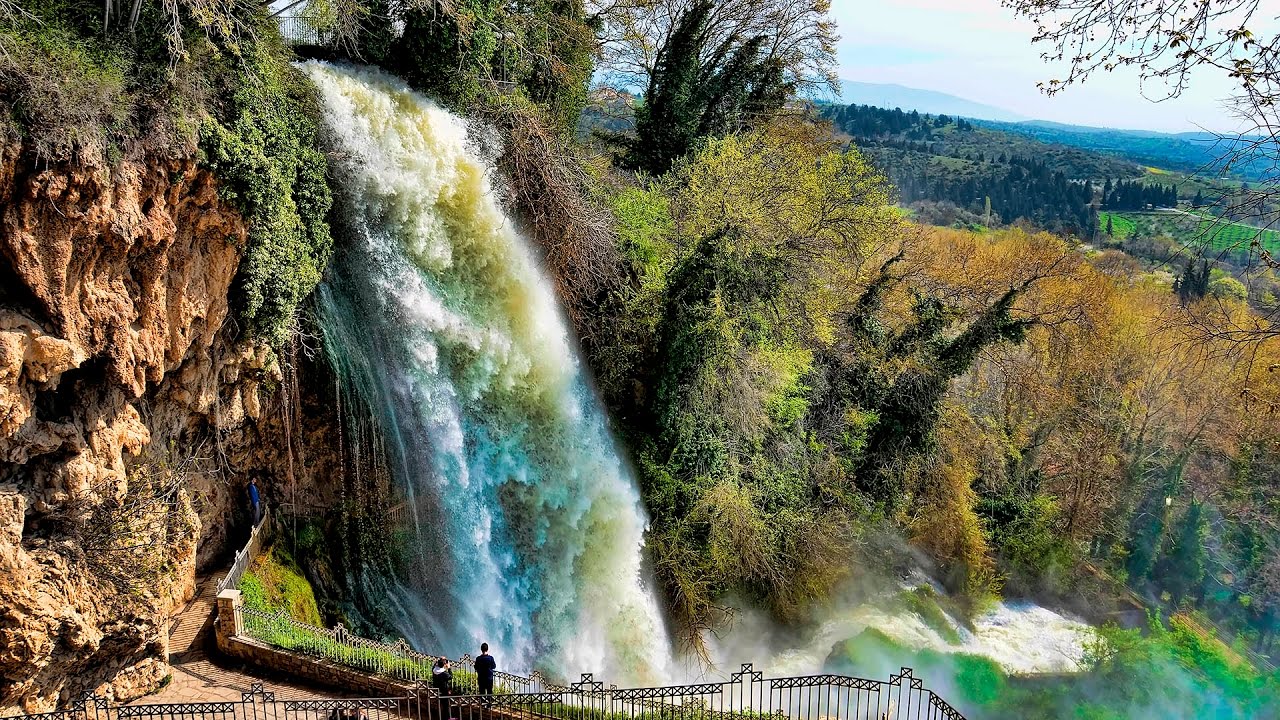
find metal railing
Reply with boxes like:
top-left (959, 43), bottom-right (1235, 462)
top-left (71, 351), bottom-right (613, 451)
top-left (217, 507), bottom-right (273, 595)
top-left (238, 606), bottom-right (557, 695)
top-left (278, 16), bottom-right (330, 47)
top-left (4, 668), bottom-right (965, 720)
top-left (2, 684), bottom-right (426, 720)
top-left (430, 664), bottom-right (965, 720)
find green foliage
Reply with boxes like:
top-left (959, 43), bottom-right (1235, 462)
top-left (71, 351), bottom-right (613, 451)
top-left (1208, 274), bottom-right (1248, 301)
top-left (387, 0), bottom-right (594, 131)
top-left (1098, 212), bottom-right (1137, 241)
top-left (609, 184), bottom-right (675, 276)
top-left (1156, 503), bottom-right (1208, 605)
top-left (1125, 485), bottom-right (1171, 584)
top-left (624, 1), bottom-right (790, 175)
top-left (608, 121), bottom-right (1068, 642)
top-left (198, 34), bottom-right (333, 346)
top-left (823, 104), bottom-right (1117, 236)
top-left (1099, 210), bottom-right (1280, 259)
top-left (830, 267), bottom-right (1035, 510)
top-left (0, 15), bottom-right (128, 159)
top-left (392, 0), bottom-right (500, 110)
top-left (977, 492), bottom-right (1075, 593)
top-left (0, 0), bottom-right (211, 161)
top-left (517, 0), bottom-right (596, 129)
top-left (239, 543), bottom-right (323, 625)
top-left (242, 610), bottom-right (479, 690)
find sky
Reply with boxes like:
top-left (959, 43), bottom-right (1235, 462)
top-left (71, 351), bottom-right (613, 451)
top-left (828, 0), bottom-right (1247, 133)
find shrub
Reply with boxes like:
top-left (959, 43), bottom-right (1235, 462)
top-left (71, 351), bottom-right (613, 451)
top-left (199, 32), bottom-right (332, 346)
top-left (239, 543), bottom-right (323, 625)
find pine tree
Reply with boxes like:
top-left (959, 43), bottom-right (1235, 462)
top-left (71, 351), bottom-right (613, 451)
top-left (1193, 190), bottom-right (1204, 207)
top-left (1177, 259), bottom-right (1212, 304)
top-left (1126, 490), bottom-right (1168, 585)
top-left (1106, 215), bottom-right (1114, 236)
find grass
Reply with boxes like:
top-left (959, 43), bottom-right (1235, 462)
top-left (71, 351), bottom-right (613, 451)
top-left (1185, 209), bottom-right (1280, 254)
top-left (239, 544), bottom-right (323, 625)
top-left (1098, 210), bottom-right (1280, 257)
top-left (242, 609), bottom-right (483, 689)
top-left (1099, 212), bottom-right (1138, 242)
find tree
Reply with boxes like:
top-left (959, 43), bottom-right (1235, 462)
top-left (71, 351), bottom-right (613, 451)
top-left (592, 0), bottom-right (837, 98)
top-left (623, 1), bottom-right (791, 175)
top-left (625, 119), bottom-right (900, 651)
top-left (1177, 258), bottom-right (1212, 305)
top-left (1106, 215), bottom-right (1114, 236)
top-left (309, 0), bottom-right (597, 129)
top-left (1158, 502), bottom-right (1208, 605)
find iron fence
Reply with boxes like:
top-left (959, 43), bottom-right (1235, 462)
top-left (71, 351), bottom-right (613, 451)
top-left (217, 508), bottom-right (273, 596)
top-left (432, 665), bottom-right (965, 720)
top-left (277, 17), bottom-right (330, 47)
top-left (2, 685), bottom-right (427, 720)
top-left (237, 606), bottom-right (559, 695)
top-left (3, 668), bottom-right (965, 720)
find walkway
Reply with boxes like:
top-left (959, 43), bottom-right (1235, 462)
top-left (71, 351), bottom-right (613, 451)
top-left (134, 571), bottom-right (347, 703)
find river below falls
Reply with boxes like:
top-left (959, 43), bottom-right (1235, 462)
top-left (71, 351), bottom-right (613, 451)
top-left (701, 588), bottom-right (1091, 680)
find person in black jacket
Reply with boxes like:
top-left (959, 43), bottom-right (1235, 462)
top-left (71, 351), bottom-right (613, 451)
top-left (474, 643), bottom-right (496, 695)
top-left (432, 657), bottom-right (453, 693)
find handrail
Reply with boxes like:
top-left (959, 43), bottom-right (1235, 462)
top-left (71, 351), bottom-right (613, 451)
top-left (215, 507), bottom-right (272, 596)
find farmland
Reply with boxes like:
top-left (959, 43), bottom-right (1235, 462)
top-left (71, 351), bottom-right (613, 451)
top-left (1098, 210), bottom-right (1280, 257)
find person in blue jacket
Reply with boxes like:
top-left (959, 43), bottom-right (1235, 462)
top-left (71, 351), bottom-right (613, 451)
top-left (475, 643), bottom-right (496, 695)
top-left (248, 478), bottom-right (261, 526)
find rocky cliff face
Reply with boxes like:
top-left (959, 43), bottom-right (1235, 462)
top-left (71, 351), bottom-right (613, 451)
top-left (0, 143), bottom-right (341, 712)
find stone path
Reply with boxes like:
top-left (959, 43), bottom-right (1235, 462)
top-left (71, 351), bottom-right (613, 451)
top-left (132, 571), bottom-right (347, 704)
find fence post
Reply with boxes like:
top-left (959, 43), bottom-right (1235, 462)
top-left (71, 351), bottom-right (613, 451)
top-left (216, 589), bottom-right (243, 648)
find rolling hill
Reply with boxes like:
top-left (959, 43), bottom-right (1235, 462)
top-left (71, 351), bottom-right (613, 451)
top-left (830, 81), bottom-right (1027, 122)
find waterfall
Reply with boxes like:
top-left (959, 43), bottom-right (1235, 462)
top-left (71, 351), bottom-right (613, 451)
top-left (304, 61), bottom-right (672, 684)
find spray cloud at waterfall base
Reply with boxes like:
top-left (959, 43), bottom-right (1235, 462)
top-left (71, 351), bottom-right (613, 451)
top-left (705, 571), bottom-right (1276, 720)
top-left (304, 61), bottom-right (672, 684)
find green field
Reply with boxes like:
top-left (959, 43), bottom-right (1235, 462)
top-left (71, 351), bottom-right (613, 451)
top-left (1099, 212), bottom-right (1137, 241)
top-left (1098, 210), bottom-right (1280, 257)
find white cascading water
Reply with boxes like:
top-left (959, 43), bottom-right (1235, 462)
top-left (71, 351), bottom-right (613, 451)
top-left (304, 62), bottom-right (672, 684)
top-left (707, 588), bottom-right (1089, 678)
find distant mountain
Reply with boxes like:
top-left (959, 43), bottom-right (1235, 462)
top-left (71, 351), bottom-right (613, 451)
top-left (976, 119), bottom-right (1266, 180)
top-left (830, 81), bottom-right (1028, 123)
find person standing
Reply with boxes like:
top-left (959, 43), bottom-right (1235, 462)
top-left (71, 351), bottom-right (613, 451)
top-left (248, 478), bottom-right (261, 527)
top-left (432, 656), bottom-right (453, 693)
top-left (475, 643), bottom-right (496, 695)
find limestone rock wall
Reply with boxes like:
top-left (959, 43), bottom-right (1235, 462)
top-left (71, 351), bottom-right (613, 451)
top-left (0, 143), bottom-right (343, 712)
